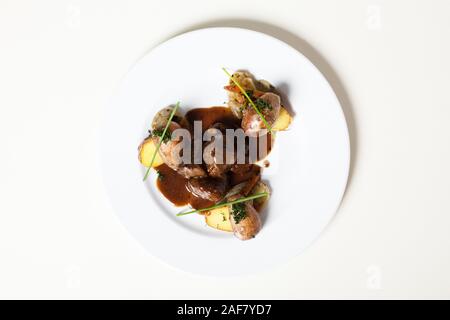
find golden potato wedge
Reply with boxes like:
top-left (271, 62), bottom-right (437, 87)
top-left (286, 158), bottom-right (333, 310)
top-left (138, 137), bottom-right (164, 168)
top-left (272, 107), bottom-right (292, 131)
top-left (205, 206), bottom-right (233, 232)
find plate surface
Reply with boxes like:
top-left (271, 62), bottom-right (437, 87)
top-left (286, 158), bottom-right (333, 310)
top-left (101, 27), bottom-right (350, 276)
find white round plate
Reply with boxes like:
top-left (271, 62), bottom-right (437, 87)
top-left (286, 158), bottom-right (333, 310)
top-left (101, 27), bottom-right (350, 276)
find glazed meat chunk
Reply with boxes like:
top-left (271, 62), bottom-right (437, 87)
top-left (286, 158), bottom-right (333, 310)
top-left (241, 92), bottom-right (281, 135)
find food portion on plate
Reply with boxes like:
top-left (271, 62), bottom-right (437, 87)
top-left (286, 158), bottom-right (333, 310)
top-left (138, 70), bottom-right (293, 240)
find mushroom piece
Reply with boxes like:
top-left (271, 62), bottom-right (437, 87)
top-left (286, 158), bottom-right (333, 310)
top-left (151, 106), bottom-right (183, 130)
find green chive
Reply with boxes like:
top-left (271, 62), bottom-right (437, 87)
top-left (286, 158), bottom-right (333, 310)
top-left (143, 101), bottom-right (180, 181)
top-left (176, 192), bottom-right (268, 216)
top-left (222, 68), bottom-right (272, 132)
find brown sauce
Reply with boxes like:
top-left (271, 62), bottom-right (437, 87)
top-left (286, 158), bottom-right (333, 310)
top-left (155, 164), bottom-right (215, 210)
top-left (155, 164), bottom-right (190, 206)
top-left (155, 106), bottom-right (273, 210)
top-left (185, 106), bottom-right (240, 131)
top-left (185, 106), bottom-right (273, 161)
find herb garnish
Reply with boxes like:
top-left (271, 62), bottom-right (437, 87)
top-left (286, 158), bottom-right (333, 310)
top-left (176, 192), bottom-right (268, 216)
top-left (152, 128), bottom-right (171, 143)
top-left (254, 98), bottom-right (272, 111)
top-left (143, 102), bottom-right (180, 181)
top-left (222, 68), bottom-right (272, 132)
top-left (231, 202), bottom-right (246, 224)
top-left (244, 90), bottom-right (272, 111)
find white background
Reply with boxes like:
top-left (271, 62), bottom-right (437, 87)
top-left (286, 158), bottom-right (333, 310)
top-left (1, 0), bottom-right (449, 299)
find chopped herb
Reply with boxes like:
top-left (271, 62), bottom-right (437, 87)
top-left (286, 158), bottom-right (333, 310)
top-left (243, 90), bottom-right (271, 111)
top-left (255, 98), bottom-right (272, 111)
top-left (156, 171), bottom-right (164, 181)
top-left (231, 202), bottom-right (247, 224)
top-left (152, 128), bottom-right (171, 143)
top-left (219, 212), bottom-right (227, 222)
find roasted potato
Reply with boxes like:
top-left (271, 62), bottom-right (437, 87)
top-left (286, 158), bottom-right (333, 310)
top-left (205, 206), bottom-right (233, 232)
top-left (138, 137), bottom-right (164, 168)
top-left (272, 107), bottom-right (292, 131)
top-left (251, 181), bottom-right (270, 212)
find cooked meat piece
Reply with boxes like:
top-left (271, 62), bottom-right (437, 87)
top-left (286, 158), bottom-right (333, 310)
top-left (241, 92), bottom-right (281, 135)
top-left (230, 164), bottom-right (261, 187)
top-left (240, 173), bottom-right (261, 196)
top-left (229, 202), bottom-right (261, 240)
top-left (157, 137), bottom-right (180, 168)
top-left (203, 123), bottom-right (235, 178)
top-left (226, 176), bottom-right (261, 202)
top-left (178, 165), bottom-right (208, 179)
top-left (154, 122), bottom-right (207, 179)
top-left (226, 176), bottom-right (262, 240)
top-left (186, 177), bottom-right (229, 203)
top-left (206, 160), bottom-right (231, 178)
